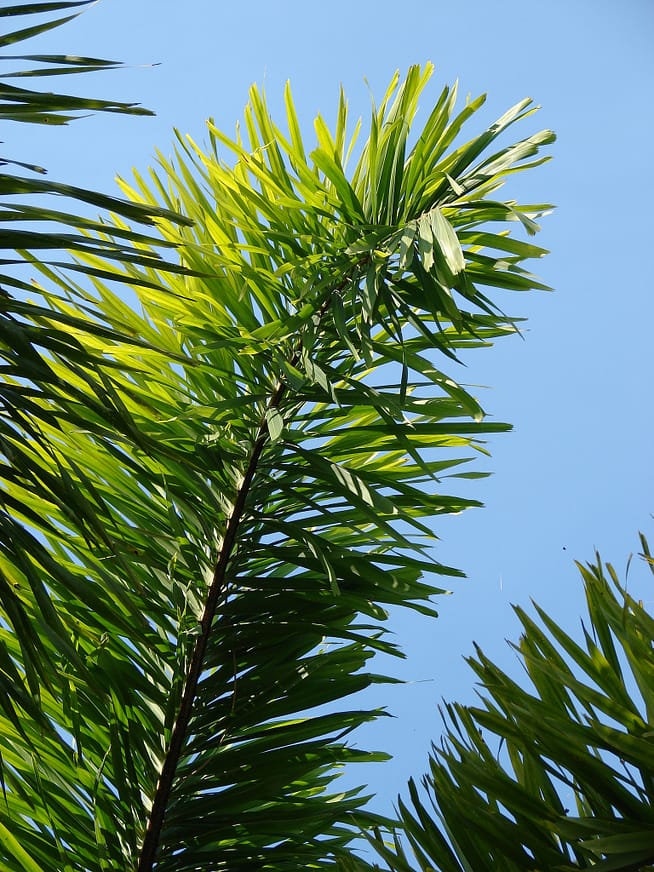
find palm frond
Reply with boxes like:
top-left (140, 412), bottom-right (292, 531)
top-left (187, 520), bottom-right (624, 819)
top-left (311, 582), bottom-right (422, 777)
top-left (373, 536), bottom-right (654, 871)
top-left (0, 0), bottom-right (194, 302)
top-left (1, 63), bottom-right (553, 870)
top-left (0, 0), bottom-right (155, 123)
top-left (0, 0), bottom-right (195, 439)
top-left (0, 0), bottom-right (192, 248)
top-left (0, 0), bottom-right (197, 680)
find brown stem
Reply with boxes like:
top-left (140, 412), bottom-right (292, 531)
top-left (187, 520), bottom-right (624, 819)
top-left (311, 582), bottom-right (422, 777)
top-left (136, 276), bottom-right (353, 871)
top-left (136, 379), bottom-right (286, 872)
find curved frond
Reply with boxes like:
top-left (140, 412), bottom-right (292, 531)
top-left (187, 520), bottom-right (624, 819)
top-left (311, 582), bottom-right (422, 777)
top-left (1, 64), bottom-right (553, 870)
top-left (374, 535), bottom-right (654, 871)
top-left (0, 1), bottom-right (195, 697)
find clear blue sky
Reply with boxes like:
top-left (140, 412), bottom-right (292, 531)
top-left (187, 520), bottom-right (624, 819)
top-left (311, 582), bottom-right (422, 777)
top-left (9, 0), bottom-right (654, 819)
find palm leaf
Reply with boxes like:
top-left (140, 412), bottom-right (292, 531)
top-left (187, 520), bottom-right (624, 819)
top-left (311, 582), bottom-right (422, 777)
top-left (0, 0), bottom-right (195, 438)
top-left (0, 0), bottom-right (192, 259)
top-left (0, 0), bottom-right (195, 765)
top-left (1, 63), bottom-right (553, 869)
top-left (373, 536), bottom-right (654, 871)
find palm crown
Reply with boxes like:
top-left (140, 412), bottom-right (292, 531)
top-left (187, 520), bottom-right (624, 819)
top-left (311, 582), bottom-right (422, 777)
top-left (14, 4), bottom-right (650, 871)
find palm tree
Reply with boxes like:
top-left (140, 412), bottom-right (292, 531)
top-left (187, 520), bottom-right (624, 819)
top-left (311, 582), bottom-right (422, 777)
top-left (0, 9), bottom-right (555, 867)
top-left (370, 534), bottom-right (654, 871)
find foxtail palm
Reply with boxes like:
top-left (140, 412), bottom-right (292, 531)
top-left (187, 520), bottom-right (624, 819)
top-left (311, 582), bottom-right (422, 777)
top-left (2, 46), bottom-right (554, 871)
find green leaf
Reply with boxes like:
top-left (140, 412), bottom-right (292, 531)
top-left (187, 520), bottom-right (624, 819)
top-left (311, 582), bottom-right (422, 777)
top-left (265, 407), bottom-right (284, 444)
top-left (0, 60), bottom-right (553, 872)
top-left (0, 821), bottom-right (44, 872)
top-left (380, 534), bottom-right (654, 872)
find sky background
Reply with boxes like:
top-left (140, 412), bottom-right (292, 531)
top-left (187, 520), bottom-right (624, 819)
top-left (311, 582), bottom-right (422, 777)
top-left (8, 0), bottom-right (654, 821)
